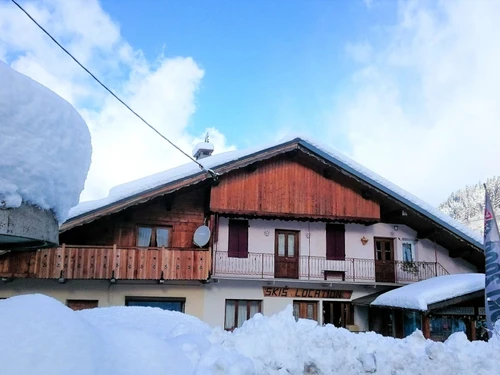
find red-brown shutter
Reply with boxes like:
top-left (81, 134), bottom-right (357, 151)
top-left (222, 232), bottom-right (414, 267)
top-left (238, 220), bottom-right (248, 258)
top-left (228, 220), bottom-right (249, 258)
top-left (326, 224), bottom-right (345, 260)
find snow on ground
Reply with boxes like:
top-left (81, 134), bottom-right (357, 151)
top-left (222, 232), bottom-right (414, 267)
top-left (371, 273), bottom-right (485, 311)
top-left (0, 61), bottom-right (91, 223)
top-left (1, 294), bottom-right (500, 375)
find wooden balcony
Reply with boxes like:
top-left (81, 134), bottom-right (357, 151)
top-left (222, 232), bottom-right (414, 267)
top-left (0, 245), bottom-right (210, 281)
top-left (213, 251), bottom-right (449, 284)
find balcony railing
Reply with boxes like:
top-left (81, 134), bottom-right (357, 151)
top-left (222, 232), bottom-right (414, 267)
top-left (213, 251), bottom-right (449, 283)
top-left (0, 245), bottom-right (210, 281)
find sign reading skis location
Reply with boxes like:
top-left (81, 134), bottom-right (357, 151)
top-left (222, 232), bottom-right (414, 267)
top-left (484, 186), bottom-right (500, 337)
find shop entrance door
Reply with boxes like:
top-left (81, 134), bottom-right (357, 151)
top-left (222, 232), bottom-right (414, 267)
top-left (323, 301), bottom-right (353, 328)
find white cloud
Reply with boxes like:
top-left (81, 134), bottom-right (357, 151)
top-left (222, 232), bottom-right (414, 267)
top-left (345, 41), bottom-right (373, 64)
top-left (0, 0), bottom-right (233, 203)
top-left (336, 0), bottom-right (500, 206)
top-left (363, 0), bottom-right (374, 10)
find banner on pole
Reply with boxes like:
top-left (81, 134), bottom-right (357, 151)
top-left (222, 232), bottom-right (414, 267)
top-left (483, 187), bottom-right (500, 337)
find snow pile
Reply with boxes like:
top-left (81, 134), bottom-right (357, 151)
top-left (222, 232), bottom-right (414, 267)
top-left (1, 294), bottom-right (500, 375)
top-left (209, 306), bottom-right (498, 374)
top-left (0, 294), bottom-right (253, 375)
top-left (371, 273), bottom-right (485, 311)
top-left (67, 134), bottom-right (481, 248)
top-left (0, 61), bottom-right (91, 223)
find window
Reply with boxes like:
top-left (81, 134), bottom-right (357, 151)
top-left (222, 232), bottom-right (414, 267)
top-left (402, 241), bottom-right (415, 262)
top-left (137, 226), bottom-right (172, 247)
top-left (293, 301), bottom-right (318, 321)
top-left (125, 297), bottom-right (185, 312)
top-left (224, 299), bottom-right (261, 330)
top-left (66, 300), bottom-right (98, 311)
top-left (326, 224), bottom-right (345, 260)
top-left (228, 219), bottom-right (248, 258)
top-left (375, 238), bottom-right (393, 261)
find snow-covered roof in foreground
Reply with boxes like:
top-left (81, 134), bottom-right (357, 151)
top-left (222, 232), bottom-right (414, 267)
top-left (371, 273), bottom-right (485, 311)
top-left (0, 61), bottom-right (91, 223)
top-left (67, 134), bottom-right (483, 248)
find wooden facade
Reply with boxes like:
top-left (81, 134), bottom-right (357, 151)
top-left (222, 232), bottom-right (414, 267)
top-left (0, 187), bottom-right (211, 281)
top-left (210, 156), bottom-right (380, 221)
top-left (61, 188), bottom-right (207, 249)
top-left (0, 246), bottom-right (210, 280)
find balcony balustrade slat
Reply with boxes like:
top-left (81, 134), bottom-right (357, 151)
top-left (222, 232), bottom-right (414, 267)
top-left (213, 251), bottom-right (449, 283)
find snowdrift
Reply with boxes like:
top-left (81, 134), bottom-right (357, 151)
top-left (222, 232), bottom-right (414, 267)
top-left (0, 294), bottom-right (499, 375)
top-left (0, 61), bottom-right (91, 222)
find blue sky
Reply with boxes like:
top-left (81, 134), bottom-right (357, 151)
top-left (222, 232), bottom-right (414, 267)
top-left (1, 0), bottom-right (500, 207)
top-left (100, 0), bottom-right (391, 149)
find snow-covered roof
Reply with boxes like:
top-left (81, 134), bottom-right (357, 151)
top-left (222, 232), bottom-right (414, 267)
top-left (66, 134), bottom-right (483, 249)
top-left (371, 273), bottom-right (485, 311)
top-left (0, 61), bottom-right (91, 223)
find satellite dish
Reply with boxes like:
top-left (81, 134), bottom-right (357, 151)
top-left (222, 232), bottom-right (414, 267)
top-left (193, 225), bottom-right (211, 247)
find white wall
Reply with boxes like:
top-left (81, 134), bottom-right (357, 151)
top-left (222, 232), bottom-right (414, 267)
top-left (202, 279), bottom-right (379, 328)
top-left (215, 218), bottom-right (478, 275)
top-left (216, 217), bottom-right (325, 256)
top-left (0, 279), bottom-right (206, 319)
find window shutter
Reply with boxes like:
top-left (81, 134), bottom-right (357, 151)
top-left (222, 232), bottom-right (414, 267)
top-left (228, 220), bottom-right (239, 257)
top-left (326, 224), bottom-right (345, 260)
top-left (238, 220), bottom-right (248, 258)
top-left (228, 220), bottom-right (249, 258)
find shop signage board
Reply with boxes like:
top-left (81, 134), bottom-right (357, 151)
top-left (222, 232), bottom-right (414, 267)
top-left (262, 286), bottom-right (352, 299)
top-left (435, 307), bottom-right (475, 316)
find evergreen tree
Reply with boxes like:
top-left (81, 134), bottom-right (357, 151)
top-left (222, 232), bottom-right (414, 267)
top-left (439, 176), bottom-right (500, 235)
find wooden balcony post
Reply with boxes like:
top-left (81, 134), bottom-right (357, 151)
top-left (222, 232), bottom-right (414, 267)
top-left (422, 314), bottom-right (431, 339)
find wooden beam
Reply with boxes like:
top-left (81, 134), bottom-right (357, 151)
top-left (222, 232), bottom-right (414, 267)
top-left (417, 228), bottom-right (439, 240)
top-left (449, 249), bottom-right (473, 258)
top-left (211, 208), bottom-right (380, 223)
top-left (427, 290), bottom-right (484, 312)
top-left (422, 314), bottom-right (431, 339)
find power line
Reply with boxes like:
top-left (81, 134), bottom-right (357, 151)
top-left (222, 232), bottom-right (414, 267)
top-left (10, 0), bottom-right (218, 181)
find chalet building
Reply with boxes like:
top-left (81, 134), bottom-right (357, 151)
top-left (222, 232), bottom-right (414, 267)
top-left (0, 136), bottom-right (484, 339)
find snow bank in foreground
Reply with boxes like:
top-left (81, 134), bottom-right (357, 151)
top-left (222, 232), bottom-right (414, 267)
top-left (1, 294), bottom-right (500, 375)
top-left (0, 61), bottom-right (91, 222)
top-left (371, 273), bottom-right (485, 311)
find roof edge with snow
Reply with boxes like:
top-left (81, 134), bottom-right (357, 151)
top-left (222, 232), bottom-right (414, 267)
top-left (62, 136), bottom-right (484, 253)
top-left (370, 273), bottom-right (485, 312)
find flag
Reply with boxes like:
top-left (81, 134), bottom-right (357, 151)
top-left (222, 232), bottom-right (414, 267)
top-left (484, 185), bottom-right (500, 337)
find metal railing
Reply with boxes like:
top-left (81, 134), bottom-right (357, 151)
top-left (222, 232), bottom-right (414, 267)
top-left (213, 251), bottom-right (449, 283)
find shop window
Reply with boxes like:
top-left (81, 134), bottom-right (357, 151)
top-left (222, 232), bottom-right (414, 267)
top-left (125, 297), bottom-right (185, 313)
top-left (224, 299), bottom-right (261, 330)
top-left (137, 226), bottom-right (172, 247)
top-left (67, 299), bottom-right (98, 311)
top-left (293, 301), bottom-right (318, 321)
top-left (403, 311), bottom-right (422, 336)
top-left (430, 316), bottom-right (467, 342)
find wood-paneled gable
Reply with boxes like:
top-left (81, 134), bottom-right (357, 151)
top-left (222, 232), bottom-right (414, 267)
top-left (210, 156), bottom-right (380, 221)
top-left (61, 187), bottom-right (207, 248)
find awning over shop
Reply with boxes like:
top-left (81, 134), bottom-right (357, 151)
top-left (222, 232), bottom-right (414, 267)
top-left (351, 291), bottom-right (392, 306)
top-left (370, 273), bottom-right (485, 313)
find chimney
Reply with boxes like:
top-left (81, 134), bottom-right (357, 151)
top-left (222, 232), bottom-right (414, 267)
top-left (192, 133), bottom-right (214, 160)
